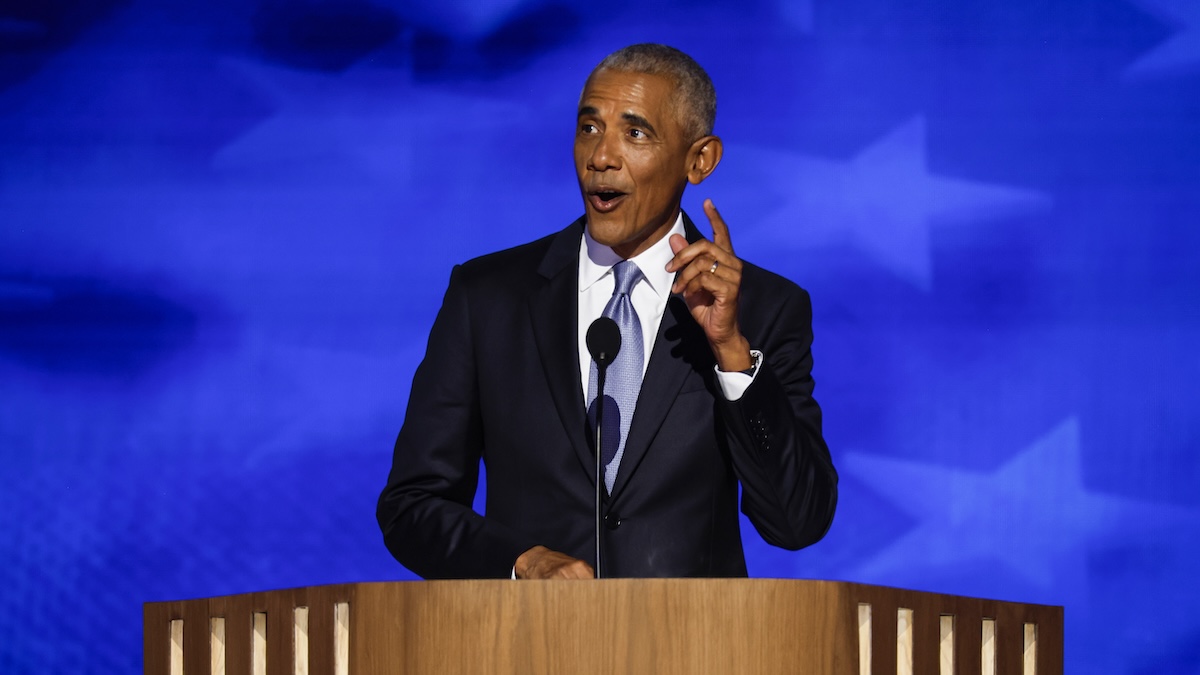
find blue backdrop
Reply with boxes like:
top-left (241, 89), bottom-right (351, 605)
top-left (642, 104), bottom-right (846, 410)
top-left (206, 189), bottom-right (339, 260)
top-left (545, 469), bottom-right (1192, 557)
top-left (2, 0), bottom-right (1198, 672)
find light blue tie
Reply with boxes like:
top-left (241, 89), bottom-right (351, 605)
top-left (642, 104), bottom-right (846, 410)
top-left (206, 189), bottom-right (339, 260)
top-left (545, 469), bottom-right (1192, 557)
top-left (587, 260), bottom-right (644, 494)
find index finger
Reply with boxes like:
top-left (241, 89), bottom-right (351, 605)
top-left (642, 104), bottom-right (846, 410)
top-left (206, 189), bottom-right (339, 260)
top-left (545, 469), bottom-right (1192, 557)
top-left (704, 199), bottom-right (734, 255)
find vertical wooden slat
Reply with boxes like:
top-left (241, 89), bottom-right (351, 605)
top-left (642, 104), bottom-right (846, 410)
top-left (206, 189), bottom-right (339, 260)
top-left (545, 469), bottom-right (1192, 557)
top-left (170, 619), bottom-right (185, 675)
top-left (940, 615), bottom-right (956, 675)
top-left (334, 601), bottom-right (350, 675)
top-left (858, 603), bottom-right (872, 675)
top-left (252, 612), bottom-right (267, 675)
top-left (897, 608), bottom-right (914, 675)
top-left (1023, 623), bottom-right (1037, 675)
top-left (293, 607), bottom-right (309, 675)
top-left (211, 617), bottom-right (227, 675)
top-left (981, 619), bottom-right (997, 675)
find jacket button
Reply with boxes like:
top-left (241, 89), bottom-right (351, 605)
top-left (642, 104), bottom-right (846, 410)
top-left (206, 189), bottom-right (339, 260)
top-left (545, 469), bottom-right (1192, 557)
top-left (604, 513), bottom-right (621, 530)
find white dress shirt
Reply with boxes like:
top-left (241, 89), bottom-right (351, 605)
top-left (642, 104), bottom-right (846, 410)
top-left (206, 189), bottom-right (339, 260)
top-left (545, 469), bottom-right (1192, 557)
top-left (576, 213), bottom-right (758, 402)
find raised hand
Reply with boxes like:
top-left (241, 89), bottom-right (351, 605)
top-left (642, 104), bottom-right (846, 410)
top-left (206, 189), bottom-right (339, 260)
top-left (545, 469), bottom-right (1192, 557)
top-left (666, 199), bottom-right (752, 372)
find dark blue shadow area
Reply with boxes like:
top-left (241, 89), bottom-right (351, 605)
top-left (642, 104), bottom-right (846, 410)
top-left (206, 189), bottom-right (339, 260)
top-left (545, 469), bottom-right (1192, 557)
top-left (412, 4), bottom-right (581, 80)
top-left (253, 0), bottom-right (401, 72)
top-left (0, 0), bottom-right (130, 89)
top-left (0, 275), bottom-right (199, 376)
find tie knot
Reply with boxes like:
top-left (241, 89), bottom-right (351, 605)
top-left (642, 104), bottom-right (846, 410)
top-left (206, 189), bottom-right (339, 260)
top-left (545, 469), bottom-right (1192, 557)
top-left (611, 260), bottom-right (643, 297)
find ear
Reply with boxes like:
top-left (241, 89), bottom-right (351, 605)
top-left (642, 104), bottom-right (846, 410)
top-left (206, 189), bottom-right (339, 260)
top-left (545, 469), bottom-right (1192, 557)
top-left (686, 135), bottom-right (723, 185)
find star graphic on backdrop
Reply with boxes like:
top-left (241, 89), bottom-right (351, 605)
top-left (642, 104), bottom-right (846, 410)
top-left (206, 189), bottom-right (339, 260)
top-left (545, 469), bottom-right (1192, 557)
top-left (212, 58), bottom-right (524, 187)
top-left (725, 117), bottom-right (1051, 290)
top-left (1125, 0), bottom-right (1200, 77)
top-left (838, 417), bottom-right (1200, 590)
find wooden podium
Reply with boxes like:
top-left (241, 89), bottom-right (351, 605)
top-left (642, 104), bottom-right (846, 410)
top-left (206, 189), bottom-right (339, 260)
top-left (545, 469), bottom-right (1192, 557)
top-left (144, 579), bottom-right (1062, 675)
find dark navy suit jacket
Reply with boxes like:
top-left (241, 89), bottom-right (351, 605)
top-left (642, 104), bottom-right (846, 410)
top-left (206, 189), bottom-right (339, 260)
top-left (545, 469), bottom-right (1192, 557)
top-left (377, 214), bottom-right (837, 578)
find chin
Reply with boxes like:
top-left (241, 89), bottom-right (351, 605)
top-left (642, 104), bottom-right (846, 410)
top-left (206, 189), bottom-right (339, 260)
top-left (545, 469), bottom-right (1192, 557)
top-left (584, 212), bottom-right (620, 239)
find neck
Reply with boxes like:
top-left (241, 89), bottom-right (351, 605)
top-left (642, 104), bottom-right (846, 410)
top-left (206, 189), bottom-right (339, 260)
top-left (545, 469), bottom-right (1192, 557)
top-left (610, 209), bottom-right (681, 259)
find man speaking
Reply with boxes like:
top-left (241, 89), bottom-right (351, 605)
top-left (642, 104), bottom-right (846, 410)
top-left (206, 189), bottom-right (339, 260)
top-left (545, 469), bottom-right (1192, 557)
top-left (377, 44), bottom-right (837, 579)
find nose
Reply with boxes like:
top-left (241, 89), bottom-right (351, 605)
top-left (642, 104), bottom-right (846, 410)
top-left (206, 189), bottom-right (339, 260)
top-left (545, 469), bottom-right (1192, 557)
top-left (587, 131), bottom-right (620, 172)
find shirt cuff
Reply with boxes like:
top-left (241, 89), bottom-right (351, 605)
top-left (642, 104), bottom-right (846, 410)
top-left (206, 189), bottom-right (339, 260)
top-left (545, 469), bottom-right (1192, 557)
top-left (713, 350), bottom-right (763, 401)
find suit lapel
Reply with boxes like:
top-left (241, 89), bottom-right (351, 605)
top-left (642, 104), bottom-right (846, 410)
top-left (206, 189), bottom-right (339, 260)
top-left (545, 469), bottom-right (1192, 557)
top-left (610, 214), bottom-right (711, 499)
top-left (528, 218), bottom-right (596, 481)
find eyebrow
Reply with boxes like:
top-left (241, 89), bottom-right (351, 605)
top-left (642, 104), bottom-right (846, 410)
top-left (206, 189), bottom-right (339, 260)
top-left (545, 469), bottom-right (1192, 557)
top-left (622, 113), bottom-right (656, 135)
top-left (576, 107), bottom-right (658, 136)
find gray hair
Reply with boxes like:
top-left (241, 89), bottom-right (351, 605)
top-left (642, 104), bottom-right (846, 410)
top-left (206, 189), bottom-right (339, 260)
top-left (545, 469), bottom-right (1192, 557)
top-left (588, 43), bottom-right (717, 142)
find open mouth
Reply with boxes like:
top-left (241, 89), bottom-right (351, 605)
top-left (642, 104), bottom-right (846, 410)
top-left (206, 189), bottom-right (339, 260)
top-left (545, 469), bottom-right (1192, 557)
top-left (588, 189), bottom-right (627, 212)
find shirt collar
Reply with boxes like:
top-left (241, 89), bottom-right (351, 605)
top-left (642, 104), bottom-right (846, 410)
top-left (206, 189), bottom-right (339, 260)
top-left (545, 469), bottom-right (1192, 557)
top-left (579, 212), bottom-right (685, 299)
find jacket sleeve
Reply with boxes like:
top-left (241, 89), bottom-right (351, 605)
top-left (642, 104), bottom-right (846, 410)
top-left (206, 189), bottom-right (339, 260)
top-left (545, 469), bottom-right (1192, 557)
top-left (376, 265), bottom-right (539, 578)
top-left (716, 282), bottom-right (838, 550)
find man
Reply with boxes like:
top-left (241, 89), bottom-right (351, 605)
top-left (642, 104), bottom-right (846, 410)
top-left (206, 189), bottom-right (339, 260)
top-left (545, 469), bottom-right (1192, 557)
top-left (377, 44), bottom-right (837, 579)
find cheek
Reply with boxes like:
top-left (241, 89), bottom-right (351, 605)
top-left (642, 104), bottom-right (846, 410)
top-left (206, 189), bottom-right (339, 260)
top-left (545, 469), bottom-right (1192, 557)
top-left (573, 139), bottom-right (593, 162)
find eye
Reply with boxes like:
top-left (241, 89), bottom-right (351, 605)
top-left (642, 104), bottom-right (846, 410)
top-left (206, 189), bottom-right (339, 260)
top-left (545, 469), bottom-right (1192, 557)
top-left (579, 123), bottom-right (598, 134)
top-left (629, 128), bottom-right (646, 139)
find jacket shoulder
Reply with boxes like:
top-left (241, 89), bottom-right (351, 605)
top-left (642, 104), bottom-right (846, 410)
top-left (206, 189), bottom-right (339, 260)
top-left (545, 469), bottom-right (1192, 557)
top-left (741, 258), bottom-right (811, 304)
top-left (454, 219), bottom-right (582, 287)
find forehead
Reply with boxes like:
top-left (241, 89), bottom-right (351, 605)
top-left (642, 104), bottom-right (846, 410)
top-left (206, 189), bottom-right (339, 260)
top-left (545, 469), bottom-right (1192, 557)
top-left (578, 70), bottom-right (679, 121)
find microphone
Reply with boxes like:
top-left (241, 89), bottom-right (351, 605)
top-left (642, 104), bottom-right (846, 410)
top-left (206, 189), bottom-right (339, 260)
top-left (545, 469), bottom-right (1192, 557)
top-left (586, 317), bottom-right (620, 578)
top-left (587, 316), bottom-right (621, 367)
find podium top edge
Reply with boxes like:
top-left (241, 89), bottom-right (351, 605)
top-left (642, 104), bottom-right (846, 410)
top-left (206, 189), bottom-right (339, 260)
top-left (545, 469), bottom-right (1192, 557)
top-left (142, 577), bottom-right (1063, 612)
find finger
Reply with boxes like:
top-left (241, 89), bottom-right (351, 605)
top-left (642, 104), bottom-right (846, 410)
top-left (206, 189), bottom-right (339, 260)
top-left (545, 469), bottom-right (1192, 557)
top-left (666, 238), bottom-right (737, 274)
top-left (667, 245), bottom-right (699, 282)
top-left (666, 237), bottom-right (710, 273)
top-left (682, 253), bottom-right (742, 294)
top-left (669, 233), bottom-right (688, 255)
top-left (676, 270), bottom-right (736, 308)
top-left (671, 254), bottom-right (716, 294)
top-left (671, 252), bottom-right (741, 294)
top-left (704, 199), bottom-right (734, 255)
top-left (681, 266), bottom-right (737, 301)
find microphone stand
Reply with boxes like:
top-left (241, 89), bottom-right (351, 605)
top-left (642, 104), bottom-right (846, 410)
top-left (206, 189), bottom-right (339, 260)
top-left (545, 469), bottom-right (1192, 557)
top-left (593, 364), bottom-right (607, 579)
top-left (586, 316), bottom-right (619, 580)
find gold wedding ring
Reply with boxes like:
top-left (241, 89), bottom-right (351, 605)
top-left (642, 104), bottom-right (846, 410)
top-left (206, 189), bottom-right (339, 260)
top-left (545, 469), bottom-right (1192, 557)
top-left (709, 260), bottom-right (720, 274)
